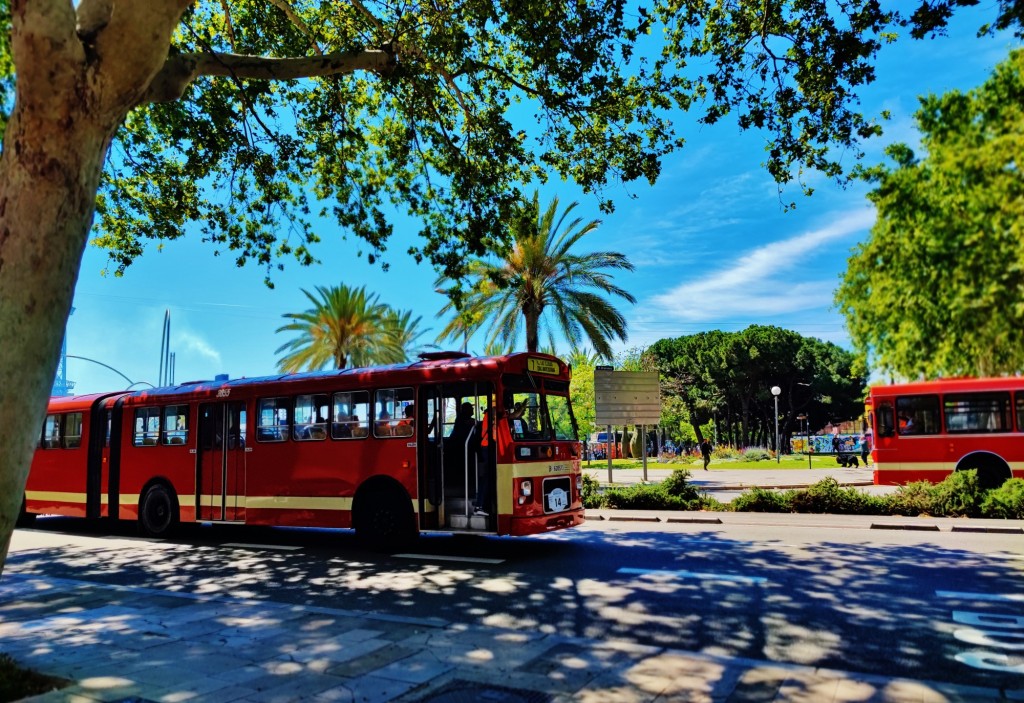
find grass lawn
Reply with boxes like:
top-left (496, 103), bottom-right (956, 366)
top-left (583, 454), bottom-right (867, 471)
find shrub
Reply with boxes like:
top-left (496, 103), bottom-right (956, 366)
top-left (742, 447), bottom-right (772, 462)
top-left (981, 478), bottom-right (1024, 519)
top-left (730, 487), bottom-right (793, 512)
top-left (929, 470), bottom-right (984, 517)
top-left (712, 445), bottom-right (743, 460)
top-left (660, 468), bottom-right (702, 502)
top-left (0, 654), bottom-right (67, 701)
top-left (603, 483), bottom-right (685, 510)
top-left (580, 472), bottom-right (603, 509)
top-left (886, 481), bottom-right (935, 516)
top-left (788, 477), bottom-right (886, 515)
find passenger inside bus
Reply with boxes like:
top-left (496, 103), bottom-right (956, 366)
top-left (351, 415), bottom-right (368, 438)
top-left (376, 409), bottom-right (392, 436)
top-left (394, 404), bottom-right (414, 437)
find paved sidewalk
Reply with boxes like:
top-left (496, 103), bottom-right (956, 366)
top-left (1, 542), bottom-right (1018, 702)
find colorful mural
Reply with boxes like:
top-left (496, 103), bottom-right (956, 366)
top-left (790, 434), bottom-right (864, 454)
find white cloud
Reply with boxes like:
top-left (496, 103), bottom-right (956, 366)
top-left (647, 207), bottom-right (876, 322)
top-left (175, 329), bottom-right (222, 366)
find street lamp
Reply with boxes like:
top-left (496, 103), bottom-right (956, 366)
top-left (771, 386), bottom-right (781, 463)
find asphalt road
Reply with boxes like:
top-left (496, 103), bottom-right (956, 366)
top-left (6, 512), bottom-right (1023, 694)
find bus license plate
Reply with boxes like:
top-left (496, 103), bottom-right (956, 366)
top-left (543, 477), bottom-right (571, 513)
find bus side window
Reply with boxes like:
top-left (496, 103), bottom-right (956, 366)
top-left (257, 397), bottom-right (289, 442)
top-left (42, 414), bottom-right (60, 449)
top-left (896, 394), bottom-right (940, 435)
top-left (63, 412), bottom-right (83, 449)
top-left (163, 405), bottom-right (188, 445)
top-left (877, 401), bottom-right (895, 438)
top-left (294, 393), bottom-right (328, 441)
top-left (332, 390), bottom-right (370, 440)
top-left (133, 407), bottom-right (161, 446)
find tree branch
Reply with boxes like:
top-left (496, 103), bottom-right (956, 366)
top-left (265, 0), bottom-right (323, 55)
top-left (144, 48), bottom-right (395, 103)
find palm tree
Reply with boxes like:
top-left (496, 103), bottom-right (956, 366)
top-left (436, 192), bottom-right (635, 359)
top-left (275, 284), bottom-right (405, 371)
top-left (383, 308), bottom-right (433, 361)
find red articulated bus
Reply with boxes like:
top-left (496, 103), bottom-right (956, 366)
top-left (21, 351), bottom-right (585, 544)
top-left (869, 377), bottom-right (1024, 489)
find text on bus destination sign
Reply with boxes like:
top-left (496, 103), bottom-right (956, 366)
top-left (527, 358), bottom-right (559, 375)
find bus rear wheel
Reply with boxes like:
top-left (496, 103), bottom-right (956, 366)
top-left (15, 495), bottom-right (35, 528)
top-left (354, 487), bottom-right (415, 551)
top-left (957, 454), bottom-right (1011, 491)
top-left (139, 484), bottom-right (179, 538)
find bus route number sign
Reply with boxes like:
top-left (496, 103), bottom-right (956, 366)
top-left (528, 358), bottom-right (559, 375)
top-left (547, 487), bottom-right (569, 512)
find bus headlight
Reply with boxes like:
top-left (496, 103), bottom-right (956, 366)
top-left (576, 475), bottom-right (582, 492)
top-left (521, 479), bottom-right (532, 497)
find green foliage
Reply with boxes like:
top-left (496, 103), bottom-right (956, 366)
top-left (598, 469), bottom-right (714, 511)
top-left (927, 470), bottom-right (984, 517)
top-left (743, 448), bottom-right (772, 462)
top-left (730, 487), bottom-right (793, 513)
top-left (789, 477), bottom-right (888, 515)
top-left (567, 348), bottom-right (598, 442)
top-left (585, 467), bottom-right (1024, 517)
top-left (645, 325), bottom-right (865, 446)
top-left (275, 284), bottom-right (418, 371)
top-left (580, 472), bottom-right (603, 509)
top-left (604, 483), bottom-right (683, 510)
top-left (837, 49), bottom-right (1024, 378)
top-left (660, 468), bottom-right (701, 502)
top-left (886, 481), bottom-right (937, 517)
top-left (0, 654), bottom-right (67, 701)
top-left (434, 192), bottom-right (635, 356)
top-left (981, 478), bottom-right (1024, 519)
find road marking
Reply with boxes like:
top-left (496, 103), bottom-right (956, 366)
top-left (618, 567), bottom-right (766, 585)
top-left (221, 543), bottom-right (302, 551)
top-left (393, 553), bottom-right (505, 565)
top-left (936, 591), bottom-right (1024, 603)
top-left (676, 538), bottom-right (754, 547)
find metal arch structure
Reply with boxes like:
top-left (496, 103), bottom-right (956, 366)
top-left (51, 307), bottom-right (76, 396)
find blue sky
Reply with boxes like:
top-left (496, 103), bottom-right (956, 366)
top-left (63, 10), bottom-right (1017, 394)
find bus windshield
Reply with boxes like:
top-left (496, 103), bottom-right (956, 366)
top-left (506, 389), bottom-right (578, 442)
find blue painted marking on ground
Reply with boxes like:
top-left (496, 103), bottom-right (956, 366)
top-left (936, 590), bottom-right (1024, 603)
top-left (618, 566), bottom-right (766, 585)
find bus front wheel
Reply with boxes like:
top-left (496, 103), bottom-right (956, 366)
top-left (139, 484), bottom-right (179, 538)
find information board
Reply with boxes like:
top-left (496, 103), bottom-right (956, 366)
top-left (594, 369), bottom-right (661, 425)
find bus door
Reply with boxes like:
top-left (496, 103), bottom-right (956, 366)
top-left (197, 401), bottom-right (247, 522)
top-left (417, 383), bottom-right (493, 529)
top-left (86, 394), bottom-right (121, 519)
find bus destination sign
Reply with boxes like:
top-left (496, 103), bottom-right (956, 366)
top-left (527, 357), bottom-right (559, 375)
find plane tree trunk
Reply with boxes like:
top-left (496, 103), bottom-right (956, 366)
top-left (0, 0), bottom-right (188, 576)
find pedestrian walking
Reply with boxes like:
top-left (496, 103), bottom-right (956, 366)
top-left (700, 437), bottom-right (712, 470)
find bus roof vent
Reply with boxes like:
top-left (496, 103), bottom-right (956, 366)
top-left (417, 351), bottom-right (471, 361)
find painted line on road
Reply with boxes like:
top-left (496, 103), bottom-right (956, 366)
top-left (221, 543), bottom-right (302, 551)
top-left (936, 591), bottom-right (1024, 603)
top-left (393, 553), bottom-right (505, 565)
top-left (618, 566), bottom-right (766, 585)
